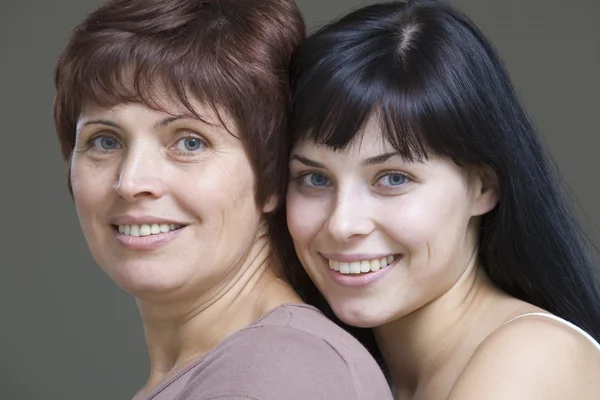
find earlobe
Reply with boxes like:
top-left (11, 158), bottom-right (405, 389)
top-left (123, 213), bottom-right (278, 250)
top-left (471, 166), bottom-right (499, 216)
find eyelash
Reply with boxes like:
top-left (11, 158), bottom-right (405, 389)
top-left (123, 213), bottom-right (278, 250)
top-left (85, 134), bottom-right (122, 153)
top-left (170, 135), bottom-right (208, 156)
top-left (82, 133), bottom-right (209, 156)
top-left (374, 171), bottom-right (412, 187)
top-left (297, 172), bottom-right (332, 188)
top-left (296, 170), bottom-right (412, 189)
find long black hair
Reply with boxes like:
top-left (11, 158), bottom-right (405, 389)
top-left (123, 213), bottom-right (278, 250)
top-left (277, 0), bottom-right (600, 358)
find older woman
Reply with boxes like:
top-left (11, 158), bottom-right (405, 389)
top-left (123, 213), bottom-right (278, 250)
top-left (283, 0), bottom-right (600, 399)
top-left (53, 1), bottom-right (393, 399)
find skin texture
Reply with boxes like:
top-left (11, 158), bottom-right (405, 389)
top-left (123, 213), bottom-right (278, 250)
top-left (72, 100), bottom-right (300, 391)
top-left (286, 117), bottom-right (600, 399)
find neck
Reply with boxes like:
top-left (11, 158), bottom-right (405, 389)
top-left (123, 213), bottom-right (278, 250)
top-left (136, 236), bottom-right (302, 391)
top-left (375, 261), bottom-right (515, 399)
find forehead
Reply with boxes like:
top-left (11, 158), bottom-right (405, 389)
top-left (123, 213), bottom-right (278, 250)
top-left (77, 99), bottom-right (235, 133)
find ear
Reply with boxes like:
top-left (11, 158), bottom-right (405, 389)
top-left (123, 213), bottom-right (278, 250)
top-left (470, 165), bottom-right (499, 216)
top-left (262, 194), bottom-right (279, 214)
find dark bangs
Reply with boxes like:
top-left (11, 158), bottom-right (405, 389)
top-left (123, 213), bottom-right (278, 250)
top-left (290, 30), bottom-right (430, 162)
top-left (289, 0), bottom-right (504, 168)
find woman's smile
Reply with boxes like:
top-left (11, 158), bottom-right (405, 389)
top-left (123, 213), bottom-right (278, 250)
top-left (318, 253), bottom-right (401, 287)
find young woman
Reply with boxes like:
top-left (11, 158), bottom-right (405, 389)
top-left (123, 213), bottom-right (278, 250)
top-left (283, 0), bottom-right (600, 398)
top-left (53, 1), bottom-right (393, 399)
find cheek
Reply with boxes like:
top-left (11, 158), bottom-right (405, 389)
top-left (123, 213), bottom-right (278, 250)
top-left (381, 190), bottom-right (470, 250)
top-left (70, 159), bottom-right (113, 220)
top-left (381, 203), bottom-right (433, 249)
top-left (286, 191), bottom-right (327, 246)
top-left (182, 159), bottom-right (263, 246)
top-left (181, 156), bottom-right (256, 208)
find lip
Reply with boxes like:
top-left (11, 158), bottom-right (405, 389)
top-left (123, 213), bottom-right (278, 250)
top-left (319, 253), bottom-right (400, 288)
top-left (113, 225), bottom-right (185, 251)
top-left (320, 253), bottom-right (397, 263)
top-left (110, 215), bottom-right (188, 226)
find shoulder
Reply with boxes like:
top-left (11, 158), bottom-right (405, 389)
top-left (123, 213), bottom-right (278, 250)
top-left (448, 314), bottom-right (600, 400)
top-left (179, 304), bottom-right (392, 400)
top-left (250, 304), bottom-right (382, 366)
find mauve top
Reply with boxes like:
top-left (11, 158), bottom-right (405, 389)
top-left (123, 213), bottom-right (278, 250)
top-left (132, 303), bottom-right (393, 400)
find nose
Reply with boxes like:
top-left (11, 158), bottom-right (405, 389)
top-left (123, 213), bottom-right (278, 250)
top-left (325, 189), bottom-right (374, 242)
top-left (113, 146), bottom-right (168, 201)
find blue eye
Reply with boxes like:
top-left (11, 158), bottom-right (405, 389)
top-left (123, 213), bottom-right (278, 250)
top-left (176, 136), bottom-right (205, 152)
top-left (92, 136), bottom-right (120, 150)
top-left (378, 173), bottom-right (408, 187)
top-left (302, 173), bottom-right (331, 187)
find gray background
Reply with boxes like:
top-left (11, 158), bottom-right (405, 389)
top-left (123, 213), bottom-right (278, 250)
top-left (1, 0), bottom-right (598, 399)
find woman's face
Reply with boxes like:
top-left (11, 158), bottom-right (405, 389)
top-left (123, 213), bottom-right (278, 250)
top-left (286, 118), bottom-right (497, 327)
top-left (71, 101), bottom-right (264, 300)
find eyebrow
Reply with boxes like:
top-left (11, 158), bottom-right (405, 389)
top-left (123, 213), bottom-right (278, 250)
top-left (291, 154), bottom-right (325, 168)
top-left (291, 152), bottom-right (400, 168)
top-left (83, 119), bottom-right (121, 129)
top-left (363, 152), bottom-right (399, 165)
top-left (153, 115), bottom-right (189, 129)
top-left (82, 115), bottom-right (199, 130)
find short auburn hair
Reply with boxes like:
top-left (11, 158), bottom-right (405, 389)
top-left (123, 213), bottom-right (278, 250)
top-left (54, 0), bottom-right (305, 211)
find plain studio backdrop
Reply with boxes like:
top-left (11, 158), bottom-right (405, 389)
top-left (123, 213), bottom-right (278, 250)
top-left (1, 0), bottom-right (598, 398)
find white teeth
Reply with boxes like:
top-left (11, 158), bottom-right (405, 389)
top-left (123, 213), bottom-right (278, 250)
top-left (329, 259), bottom-right (342, 271)
top-left (332, 255), bottom-right (397, 275)
top-left (117, 223), bottom-right (182, 237)
top-left (360, 261), bottom-right (371, 273)
top-left (340, 263), bottom-right (351, 274)
top-left (139, 224), bottom-right (151, 236)
top-left (370, 259), bottom-right (381, 272)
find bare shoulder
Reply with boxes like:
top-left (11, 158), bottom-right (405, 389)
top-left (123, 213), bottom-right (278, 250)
top-left (447, 314), bottom-right (600, 400)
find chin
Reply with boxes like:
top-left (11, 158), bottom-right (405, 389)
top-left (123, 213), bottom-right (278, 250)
top-left (327, 297), bottom-right (394, 329)
top-left (118, 277), bottom-right (182, 298)
top-left (100, 260), bottom-right (189, 298)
